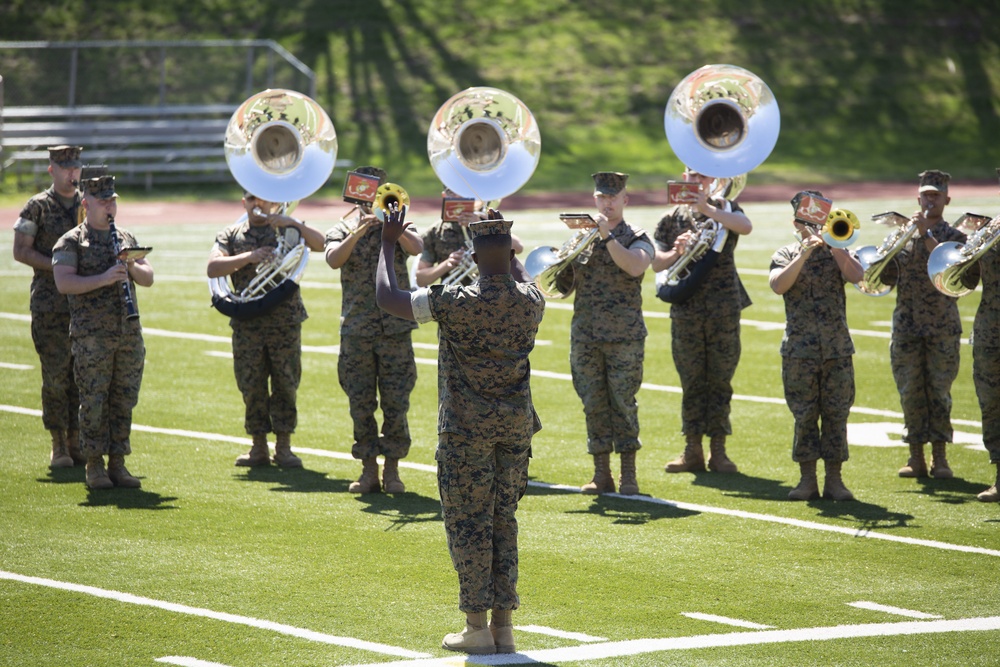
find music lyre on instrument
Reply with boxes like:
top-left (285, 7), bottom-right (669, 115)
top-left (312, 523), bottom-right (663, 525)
top-left (210, 89), bottom-right (337, 320)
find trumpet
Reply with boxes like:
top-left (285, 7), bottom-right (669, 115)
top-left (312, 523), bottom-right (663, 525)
top-left (821, 208), bottom-right (861, 248)
top-left (373, 183), bottom-right (410, 222)
top-left (928, 212), bottom-right (1000, 297)
top-left (855, 211), bottom-right (921, 296)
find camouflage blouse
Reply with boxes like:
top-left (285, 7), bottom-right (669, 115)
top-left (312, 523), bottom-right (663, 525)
top-left (14, 187), bottom-right (82, 314)
top-left (890, 219), bottom-right (965, 338)
top-left (420, 220), bottom-right (473, 285)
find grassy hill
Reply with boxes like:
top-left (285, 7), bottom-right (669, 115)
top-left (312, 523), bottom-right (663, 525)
top-left (2, 1), bottom-right (999, 196)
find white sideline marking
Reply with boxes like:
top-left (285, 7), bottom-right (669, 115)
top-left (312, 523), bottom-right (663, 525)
top-left (681, 612), bottom-right (774, 629)
top-left (0, 404), bottom-right (993, 558)
top-left (339, 615), bottom-right (1000, 666)
top-left (0, 362), bottom-right (33, 370)
top-left (0, 570), bottom-right (430, 659)
top-left (514, 625), bottom-right (607, 642)
top-left (157, 658), bottom-right (234, 667)
top-left (203, 351), bottom-right (232, 359)
top-left (848, 601), bottom-right (943, 619)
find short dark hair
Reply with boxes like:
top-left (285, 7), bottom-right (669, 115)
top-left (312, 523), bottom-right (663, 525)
top-left (472, 233), bottom-right (512, 254)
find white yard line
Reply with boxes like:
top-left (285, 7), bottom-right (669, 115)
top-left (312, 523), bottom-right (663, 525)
top-left (0, 362), bottom-right (33, 370)
top-left (848, 601), bottom-right (943, 619)
top-left (681, 612), bottom-right (774, 629)
top-left (0, 570), bottom-right (430, 659)
top-left (513, 625), bottom-right (607, 642)
top-left (156, 658), bottom-right (235, 667)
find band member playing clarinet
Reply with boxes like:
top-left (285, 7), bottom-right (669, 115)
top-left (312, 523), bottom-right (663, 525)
top-left (52, 175), bottom-right (154, 490)
top-left (12, 146), bottom-right (85, 469)
top-left (653, 166), bottom-right (752, 476)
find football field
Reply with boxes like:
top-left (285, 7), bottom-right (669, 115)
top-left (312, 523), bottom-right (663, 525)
top-left (1, 193), bottom-right (998, 666)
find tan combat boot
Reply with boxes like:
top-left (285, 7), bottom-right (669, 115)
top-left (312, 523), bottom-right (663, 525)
top-left (382, 457), bottom-right (405, 493)
top-left (108, 453), bottom-right (141, 488)
top-left (581, 453), bottom-right (615, 494)
top-left (930, 442), bottom-right (953, 479)
top-left (442, 611), bottom-right (495, 655)
top-left (235, 434), bottom-right (271, 467)
top-left (977, 464), bottom-right (1000, 503)
top-left (823, 460), bottom-right (855, 501)
top-left (66, 429), bottom-right (86, 466)
top-left (708, 434), bottom-right (738, 473)
top-left (898, 443), bottom-right (928, 478)
top-left (618, 451), bottom-right (640, 495)
top-left (787, 460), bottom-right (819, 501)
top-left (490, 609), bottom-right (515, 654)
top-left (49, 429), bottom-right (73, 469)
top-left (85, 456), bottom-right (113, 490)
top-left (349, 457), bottom-right (381, 494)
top-left (272, 433), bottom-right (303, 468)
top-left (664, 434), bottom-right (706, 473)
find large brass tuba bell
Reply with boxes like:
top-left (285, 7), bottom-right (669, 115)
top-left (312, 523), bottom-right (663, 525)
top-left (210, 89), bottom-right (337, 320)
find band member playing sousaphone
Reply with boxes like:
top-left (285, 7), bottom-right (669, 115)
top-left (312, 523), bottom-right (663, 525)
top-left (652, 166), bottom-right (752, 475)
top-left (324, 166), bottom-right (423, 493)
top-left (876, 170), bottom-right (967, 480)
top-left (52, 174), bottom-right (154, 490)
top-left (769, 191), bottom-right (863, 501)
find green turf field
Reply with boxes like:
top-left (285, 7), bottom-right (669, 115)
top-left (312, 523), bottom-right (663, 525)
top-left (1, 195), bottom-right (998, 666)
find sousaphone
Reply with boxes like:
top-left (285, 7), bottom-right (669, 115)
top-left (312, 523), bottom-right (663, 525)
top-left (210, 89), bottom-right (338, 320)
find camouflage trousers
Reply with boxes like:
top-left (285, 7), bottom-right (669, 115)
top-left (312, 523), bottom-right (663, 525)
top-left (437, 432), bottom-right (530, 613)
top-left (338, 332), bottom-right (416, 459)
top-left (972, 344), bottom-right (1000, 463)
top-left (570, 340), bottom-right (643, 454)
top-left (31, 310), bottom-right (78, 431)
top-left (232, 322), bottom-right (300, 435)
top-left (71, 333), bottom-right (145, 457)
top-left (890, 333), bottom-right (960, 444)
top-left (671, 313), bottom-right (741, 437)
top-left (782, 355), bottom-right (854, 462)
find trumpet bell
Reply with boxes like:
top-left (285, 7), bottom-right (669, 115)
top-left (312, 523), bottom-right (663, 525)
top-left (373, 183), bottom-right (410, 222)
top-left (428, 87), bottom-right (540, 202)
top-left (823, 208), bottom-right (860, 248)
top-left (224, 89), bottom-right (338, 203)
top-left (664, 64), bottom-right (780, 178)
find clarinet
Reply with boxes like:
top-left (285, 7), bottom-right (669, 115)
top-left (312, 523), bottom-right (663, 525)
top-left (107, 215), bottom-right (140, 321)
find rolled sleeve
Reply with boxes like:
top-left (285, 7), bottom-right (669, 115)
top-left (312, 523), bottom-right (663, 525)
top-left (411, 287), bottom-right (433, 324)
top-left (13, 217), bottom-right (38, 236)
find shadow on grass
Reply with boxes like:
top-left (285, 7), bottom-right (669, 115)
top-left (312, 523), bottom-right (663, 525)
top-left (236, 466), bottom-right (352, 494)
top-left (902, 476), bottom-right (993, 505)
top-left (354, 491), bottom-right (443, 529)
top-left (37, 466), bottom-right (86, 485)
top-left (79, 486), bottom-right (179, 510)
top-left (566, 494), bottom-right (700, 525)
top-left (806, 498), bottom-right (914, 530)
top-left (690, 470), bottom-right (793, 501)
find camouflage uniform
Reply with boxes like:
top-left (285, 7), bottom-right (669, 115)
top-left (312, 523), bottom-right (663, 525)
top-left (411, 272), bottom-right (544, 613)
top-left (655, 202), bottom-right (751, 437)
top-left (51, 223), bottom-right (145, 457)
top-left (421, 220), bottom-right (474, 286)
top-left (771, 243), bottom-right (855, 462)
top-left (215, 220), bottom-right (307, 436)
top-left (972, 245), bottom-right (1000, 464)
top-left (326, 221), bottom-right (417, 459)
top-left (14, 187), bottom-right (81, 432)
top-left (568, 221), bottom-right (653, 454)
top-left (884, 221), bottom-right (966, 445)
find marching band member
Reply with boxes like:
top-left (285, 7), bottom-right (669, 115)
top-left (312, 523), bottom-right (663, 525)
top-left (324, 166), bottom-right (423, 493)
top-left (52, 175), bottom-right (154, 490)
top-left (769, 191), bottom-right (863, 501)
top-left (375, 205), bottom-right (543, 655)
top-left (208, 190), bottom-right (324, 469)
top-left (569, 172), bottom-right (653, 496)
top-left (12, 146), bottom-right (85, 469)
top-left (653, 167), bottom-right (752, 475)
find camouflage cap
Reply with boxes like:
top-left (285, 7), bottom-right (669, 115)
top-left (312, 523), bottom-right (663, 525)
top-left (82, 175), bottom-right (118, 200)
top-left (80, 164), bottom-right (109, 181)
top-left (918, 169), bottom-right (950, 194)
top-left (469, 217), bottom-right (513, 238)
top-left (354, 165), bottom-right (387, 184)
top-left (47, 145), bottom-right (83, 168)
top-left (592, 171), bottom-right (629, 196)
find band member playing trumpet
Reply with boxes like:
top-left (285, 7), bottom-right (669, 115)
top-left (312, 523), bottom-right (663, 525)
top-left (324, 166), bottom-right (423, 493)
top-left (415, 189), bottom-right (524, 287)
top-left (880, 170), bottom-right (966, 479)
top-left (770, 191), bottom-right (863, 501)
top-left (653, 167), bottom-right (752, 475)
top-left (567, 172), bottom-right (653, 496)
top-left (208, 190), bottom-right (325, 469)
top-left (52, 175), bottom-right (154, 490)
top-left (12, 145), bottom-right (85, 469)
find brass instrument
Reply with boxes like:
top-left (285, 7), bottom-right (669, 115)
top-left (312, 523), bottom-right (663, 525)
top-left (373, 182), bottom-right (410, 222)
top-left (525, 223), bottom-right (601, 298)
top-left (657, 64), bottom-right (779, 304)
top-left (211, 89), bottom-right (337, 320)
top-left (855, 211), bottom-right (920, 296)
top-left (928, 212), bottom-right (1000, 297)
top-left (107, 214), bottom-right (140, 321)
top-left (428, 87), bottom-right (539, 286)
top-left (822, 208), bottom-right (861, 248)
